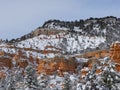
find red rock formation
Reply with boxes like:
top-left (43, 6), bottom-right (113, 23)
top-left (115, 64), bottom-right (120, 72)
top-left (96, 69), bottom-right (102, 74)
top-left (0, 57), bottom-right (13, 68)
top-left (110, 41), bottom-right (120, 64)
top-left (0, 71), bottom-right (5, 79)
top-left (109, 42), bottom-right (120, 72)
top-left (0, 51), bottom-right (4, 56)
top-left (37, 57), bottom-right (77, 75)
top-left (12, 51), bottom-right (28, 68)
top-left (37, 61), bottom-right (46, 74)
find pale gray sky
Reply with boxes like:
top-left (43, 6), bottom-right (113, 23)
top-left (0, 0), bottom-right (120, 40)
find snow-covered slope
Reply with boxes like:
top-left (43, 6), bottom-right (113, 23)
top-left (42, 16), bottom-right (120, 46)
top-left (16, 32), bottom-right (105, 55)
top-left (1, 16), bottom-right (120, 59)
top-left (0, 30), bottom-right (106, 59)
top-left (2, 16), bottom-right (120, 60)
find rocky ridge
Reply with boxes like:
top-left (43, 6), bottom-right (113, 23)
top-left (0, 16), bottom-right (120, 75)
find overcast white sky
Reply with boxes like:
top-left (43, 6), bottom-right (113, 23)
top-left (0, 0), bottom-right (120, 40)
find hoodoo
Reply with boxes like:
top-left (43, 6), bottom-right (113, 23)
top-left (110, 41), bottom-right (120, 64)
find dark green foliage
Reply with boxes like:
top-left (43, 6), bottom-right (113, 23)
top-left (24, 64), bottom-right (39, 90)
top-left (62, 74), bottom-right (71, 90)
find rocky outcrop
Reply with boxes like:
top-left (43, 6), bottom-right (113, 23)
top-left (9, 16), bottom-right (120, 51)
top-left (0, 51), bottom-right (4, 56)
top-left (37, 57), bottom-right (77, 76)
top-left (0, 71), bottom-right (5, 79)
top-left (109, 41), bottom-right (120, 72)
top-left (110, 41), bottom-right (120, 64)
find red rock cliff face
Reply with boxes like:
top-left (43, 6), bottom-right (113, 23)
top-left (110, 41), bottom-right (120, 64)
top-left (37, 57), bottom-right (77, 76)
top-left (110, 41), bottom-right (120, 72)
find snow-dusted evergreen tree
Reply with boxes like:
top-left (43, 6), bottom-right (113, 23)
top-left (83, 62), bottom-right (99, 90)
top-left (24, 63), bottom-right (40, 90)
top-left (62, 73), bottom-right (71, 90)
top-left (2, 66), bottom-right (24, 90)
top-left (78, 57), bottom-right (120, 90)
top-left (5, 70), bottom-right (16, 90)
top-left (98, 59), bottom-right (120, 90)
top-left (12, 67), bottom-right (24, 90)
top-left (0, 74), bottom-right (6, 90)
top-left (38, 73), bottom-right (49, 90)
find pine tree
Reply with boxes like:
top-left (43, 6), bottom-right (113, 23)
top-left (24, 64), bottom-right (40, 90)
top-left (38, 73), bottom-right (49, 89)
top-left (0, 76), bottom-right (6, 90)
top-left (79, 57), bottom-right (120, 90)
top-left (62, 74), bottom-right (71, 90)
top-left (99, 60), bottom-right (120, 90)
top-left (84, 63), bottom-right (98, 90)
top-left (5, 70), bottom-right (15, 90)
